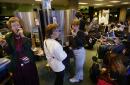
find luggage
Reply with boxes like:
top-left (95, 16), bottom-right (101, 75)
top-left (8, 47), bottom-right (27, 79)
top-left (85, 34), bottom-right (97, 49)
top-left (97, 45), bottom-right (109, 59)
top-left (0, 58), bottom-right (10, 82)
top-left (89, 56), bottom-right (100, 83)
top-left (97, 45), bottom-right (114, 59)
top-left (97, 79), bottom-right (113, 85)
top-left (0, 58), bottom-right (10, 71)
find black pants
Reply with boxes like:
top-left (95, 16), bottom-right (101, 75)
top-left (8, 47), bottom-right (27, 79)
top-left (54, 70), bottom-right (64, 85)
top-left (13, 63), bottom-right (39, 85)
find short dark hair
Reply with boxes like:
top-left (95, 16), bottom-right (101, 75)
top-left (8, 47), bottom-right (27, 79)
top-left (45, 23), bottom-right (58, 38)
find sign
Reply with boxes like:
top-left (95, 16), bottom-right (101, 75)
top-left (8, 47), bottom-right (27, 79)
top-left (42, 0), bottom-right (51, 9)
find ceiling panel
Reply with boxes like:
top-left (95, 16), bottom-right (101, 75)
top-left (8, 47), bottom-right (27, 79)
top-left (79, 0), bottom-right (130, 7)
top-left (0, 0), bottom-right (130, 8)
top-left (0, 0), bottom-right (35, 4)
top-left (0, 0), bottom-right (70, 8)
top-left (0, 0), bottom-right (69, 5)
top-left (52, 0), bottom-right (69, 6)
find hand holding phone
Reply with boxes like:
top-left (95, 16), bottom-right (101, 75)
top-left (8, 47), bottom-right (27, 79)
top-left (17, 28), bottom-right (25, 37)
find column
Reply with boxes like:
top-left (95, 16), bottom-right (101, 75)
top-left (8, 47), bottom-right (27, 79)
top-left (119, 7), bottom-right (127, 22)
top-left (89, 6), bottom-right (94, 22)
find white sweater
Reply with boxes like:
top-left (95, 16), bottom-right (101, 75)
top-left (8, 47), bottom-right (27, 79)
top-left (44, 39), bottom-right (67, 72)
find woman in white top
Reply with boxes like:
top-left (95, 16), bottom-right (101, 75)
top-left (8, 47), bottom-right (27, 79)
top-left (44, 24), bottom-right (67, 85)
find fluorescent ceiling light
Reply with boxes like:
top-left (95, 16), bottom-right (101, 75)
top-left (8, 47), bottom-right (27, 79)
top-left (35, 0), bottom-right (41, 1)
top-left (94, 0), bottom-right (104, 1)
top-left (5, 17), bottom-right (9, 19)
top-left (121, 2), bottom-right (130, 4)
top-left (110, 1), bottom-right (121, 3)
top-left (106, 5), bottom-right (113, 6)
top-left (78, 2), bottom-right (88, 5)
top-left (94, 4), bottom-right (103, 6)
top-left (35, 0), bottom-right (53, 1)
top-left (79, 6), bottom-right (88, 8)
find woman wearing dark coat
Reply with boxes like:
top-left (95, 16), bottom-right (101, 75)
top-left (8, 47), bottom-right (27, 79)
top-left (0, 17), bottom-right (39, 85)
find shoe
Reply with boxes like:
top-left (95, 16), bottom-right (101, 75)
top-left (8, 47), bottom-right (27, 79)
top-left (69, 78), bottom-right (80, 83)
top-left (79, 79), bottom-right (83, 83)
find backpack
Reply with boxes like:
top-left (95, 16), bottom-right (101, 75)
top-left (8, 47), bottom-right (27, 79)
top-left (89, 62), bottom-right (100, 83)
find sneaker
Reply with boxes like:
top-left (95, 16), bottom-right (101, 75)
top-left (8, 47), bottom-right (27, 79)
top-left (69, 78), bottom-right (80, 83)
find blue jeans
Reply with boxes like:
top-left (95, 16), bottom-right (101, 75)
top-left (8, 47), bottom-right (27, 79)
top-left (73, 47), bottom-right (86, 80)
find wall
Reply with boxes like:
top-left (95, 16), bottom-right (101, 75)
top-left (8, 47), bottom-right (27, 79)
top-left (0, 4), bottom-right (39, 16)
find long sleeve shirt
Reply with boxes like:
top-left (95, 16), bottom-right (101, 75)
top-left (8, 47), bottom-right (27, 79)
top-left (44, 39), bottom-right (67, 72)
top-left (71, 30), bottom-right (86, 49)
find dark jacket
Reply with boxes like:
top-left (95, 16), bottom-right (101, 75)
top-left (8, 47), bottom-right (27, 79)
top-left (72, 30), bottom-right (86, 49)
top-left (5, 32), bottom-right (35, 72)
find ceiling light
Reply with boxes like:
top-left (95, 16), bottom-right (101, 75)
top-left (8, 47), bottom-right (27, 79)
top-left (110, 1), bottom-right (121, 3)
top-left (79, 6), bottom-right (88, 9)
top-left (35, 0), bottom-right (41, 1)
top-left (94, 0), bottom-right (104, 1)
top-left (94, 4), bottom-right (103, 6)
top-left (106, 5), bottom-right (113, 6)
top-left (5, 17), bottom-right (9, 19)
top-left (121, 2), bottom-right (130, 4)
top-left (35, 0), bottom-right (53, 1)
top-left (114, 15), bottom-right (118, 17)
top-left (78, 2), bottom-right (88, 5)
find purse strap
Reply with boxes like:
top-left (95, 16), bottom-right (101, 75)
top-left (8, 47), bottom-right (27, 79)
top-left (45, 40), bottom-right (50, 54)
top-left (45, 40), bottom-right (55, 59)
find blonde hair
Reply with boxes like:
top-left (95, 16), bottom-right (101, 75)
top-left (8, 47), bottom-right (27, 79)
top-left (6, 17), bottom-right (25, 31)
top-left (45, 23), bottom-right (58, 38)
top-left (71, 18), bottom-right (80, 26)
top-left (6, 17), bottom-right (20, 28)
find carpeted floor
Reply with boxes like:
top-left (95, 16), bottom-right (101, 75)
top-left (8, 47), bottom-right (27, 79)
top-left (36, 46), bottom-right (97, 85)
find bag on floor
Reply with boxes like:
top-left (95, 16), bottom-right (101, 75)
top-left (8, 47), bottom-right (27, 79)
top-left (89, 62), bottom-right (100, 83)
top-left (97, 79), bottom-right (113, 85)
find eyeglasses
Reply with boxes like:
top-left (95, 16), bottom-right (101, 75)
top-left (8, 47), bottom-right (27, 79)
top-left (11, 22), bottom-right (21, 28)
